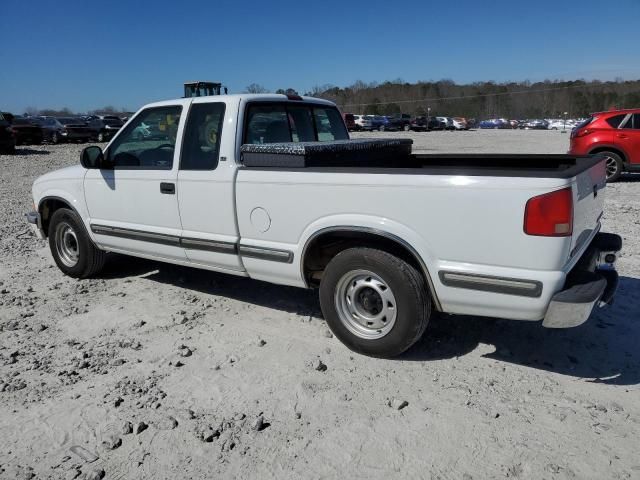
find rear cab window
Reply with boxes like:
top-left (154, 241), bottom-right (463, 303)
top-left (244, 102), bottom-right (348, 145)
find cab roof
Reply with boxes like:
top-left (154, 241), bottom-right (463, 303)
top-left (143, 93), bottom-right (337, 109)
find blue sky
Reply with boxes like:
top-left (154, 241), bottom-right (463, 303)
top-left (1, 0), bottom-right (639, 113)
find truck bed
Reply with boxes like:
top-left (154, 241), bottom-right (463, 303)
top-left (240, 140), bottom-right (603, 179)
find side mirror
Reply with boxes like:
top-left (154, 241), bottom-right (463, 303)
top-left (80, 145), bottom-right (104, 169)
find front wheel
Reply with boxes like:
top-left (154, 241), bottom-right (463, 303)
top-left (319, 248), bottom-right (431, 358)
top-left (97, 132), bottom-right (104, 142)
top-left (403, 124), bottom-right (410, 131)
top-left (49, 208), bottom-right (106, 278)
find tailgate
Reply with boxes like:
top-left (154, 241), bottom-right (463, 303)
top-left (571, 156), bottom-right (606, 256)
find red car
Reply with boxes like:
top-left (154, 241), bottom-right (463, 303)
top-left (569, 108), bottom-right (640, 181)
top-left (342, 113), bottom-right (357, 132)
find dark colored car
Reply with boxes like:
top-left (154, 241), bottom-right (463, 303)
top-left (479, 119), bottom-right (511, 129)
top-left (569, 108), bottom-right (640, 182)
top-left (385, 114), bottom-right (412, 131)
top-left (410, 116), bottom-right (445, 131)
top-left (34, 117), bottom-right (93, 143)
top-left (86, 115), bottom-right (125, 142)
top-left (9, 116), bottom-right (43, 145)
top-left (519, 119), bottom-right (549, 130)
top-left (0, 112), bottom-right (16, 154)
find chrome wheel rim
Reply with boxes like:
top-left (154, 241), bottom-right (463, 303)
top-left (55, 222), bottom-right (79, 267)
top-left (334, 269), bottom-right (397, 339)
top-left (605, 156), bottom-right (618, 179)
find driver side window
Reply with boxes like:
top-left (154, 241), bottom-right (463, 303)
top-left (106, 106), bottom-right (182, 170)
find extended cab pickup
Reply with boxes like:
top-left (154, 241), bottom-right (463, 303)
top-left (27, 94), bottom-right (622, 357)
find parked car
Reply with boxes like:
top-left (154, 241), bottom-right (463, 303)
top-left (343, 113), bottom-right (357, 131)
top-left (410, 116), bottom-right (445, 131)
top-left (9, 116), bottom-right (44, 145)
top-left (569, 108), bottom-right (640, 181)
top-left (452, 117), bottom-right (469, 130)
top-left (369, 115), bottom-right (389, 131)
top-left (26, 93), bottom-right (621, 358)
top-left (0, 112), bottom-right (16, 154)
top-left (34, 117), bottom-right (93, 143)
top-left (86, 115), bottom-right (124, 142)
top-left (479, 119), bottom-right (511, 129)
top-left (385, 114), bottom-right (412, 131)
top-left (436, 117), bottom-right (455, 130)
top-left (519, 119), bottom-right (549, 130)
top-left (353, 115), bottom-right (373, 131)
top-left (547, 119), bottom-right (576, 130)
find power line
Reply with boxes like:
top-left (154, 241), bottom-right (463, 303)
top-left (337, 83), bottom-right (599, 108)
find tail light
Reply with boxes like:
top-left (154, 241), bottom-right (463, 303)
top-left (524, 187), bottom-right (573, 237)
top-left (572, 128), bottom-right (592, 139)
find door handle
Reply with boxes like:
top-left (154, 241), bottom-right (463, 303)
top-left (617, 134), bottom-right (628, 139)
top-left (160, 182), bottom-right (175, 194)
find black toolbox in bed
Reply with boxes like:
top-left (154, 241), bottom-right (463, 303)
top-left (240, 139), bottom-right (413, 168)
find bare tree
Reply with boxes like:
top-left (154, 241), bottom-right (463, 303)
top-left (24, 106), bottom-right (39, 117)
top-left (245, 83), bottom-right (268, 94)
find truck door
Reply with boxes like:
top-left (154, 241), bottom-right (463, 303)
top-left (176, 97), bottom-right (245, 273)
top-left (84, 103), bottom-right (187, 261)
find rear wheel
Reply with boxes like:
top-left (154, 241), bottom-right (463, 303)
top-left (49, 208), bottom-right (106, 278)
top-left (403, 124), bottom-right (410, 131)
top-left (319, 248), bottom-right (431, 358)
top-left (51, 132), bottom-right (59, 144)
top-left (97, 132), bottom-right (105, 142)
top-left (598, 151), bottom-right (623, 182)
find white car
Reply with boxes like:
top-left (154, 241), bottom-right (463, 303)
top-left (26, 93), bottom-right (621, 358)
top-left (451, 118), bottom-right (467, 130)
top-left (353, 115), bottom-right (372, 131)
top-left (436, 116), bottom-right (454, 130)
top-left (547, 120), bottom-right (576, 130)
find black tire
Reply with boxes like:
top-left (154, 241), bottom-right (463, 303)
top-left (48, 208), bottom-right (106, 278)
top-left (319, 248), bottom-right (430, 358)
top-left (51, 132), bottom-right (59, 144)
top-left (598, 151), bottom-right (623, 182)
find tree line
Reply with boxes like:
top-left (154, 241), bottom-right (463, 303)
top-left (21, 105), bottom-right (133, 117)
top-left (247, 79), bottom-right (640, 119)
top-left (18, 79), bottom-right (640, 120)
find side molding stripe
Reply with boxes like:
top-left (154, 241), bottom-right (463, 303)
top-left (438, 271), bottom-right (543, 298)
top-left (90, 224), bottom-right (292, 263)
top-left (238, 245), bottom-right (294, 263)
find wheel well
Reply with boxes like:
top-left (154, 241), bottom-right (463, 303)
top-left (39, 198), bottom-right (72, 238)
top-left (302, 230), bottom-right (440, 309)
top-left (589, 146), bottom-right (627, 164)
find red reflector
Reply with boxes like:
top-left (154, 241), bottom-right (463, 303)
top-left (524, 187), bottom-right (573, 237)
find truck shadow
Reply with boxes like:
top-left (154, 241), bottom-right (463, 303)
top-left (403, 276), bottom-right (640, 386)
top-left (99, 255), bottom-right (639, 386)
top-left (14, 148), bottom-right (51, 155)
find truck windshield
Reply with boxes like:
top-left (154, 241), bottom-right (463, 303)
top-left (244, 103), bottom-right (348, 144)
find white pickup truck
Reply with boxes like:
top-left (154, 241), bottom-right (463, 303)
top-left (27, 94), bottom-right (622, 357)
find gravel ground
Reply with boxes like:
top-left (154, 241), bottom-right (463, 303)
top-left (0, 132), bottom-right (639, 480)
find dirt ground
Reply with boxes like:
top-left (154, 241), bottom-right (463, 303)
top-left (1, 131), bottom-right (639, 480)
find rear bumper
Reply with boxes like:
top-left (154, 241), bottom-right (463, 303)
top-left (543, 232), bottom-right (622, 328)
